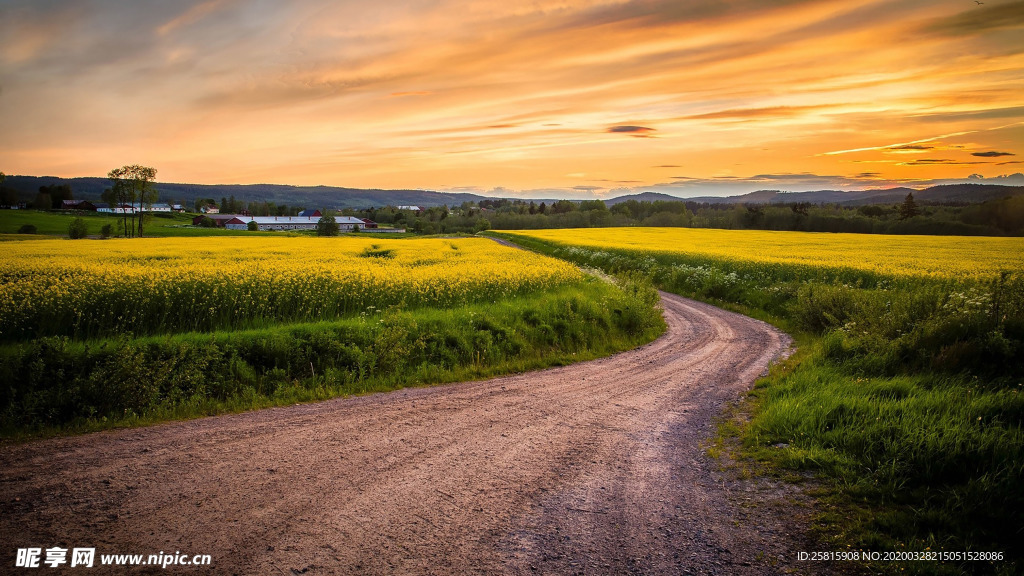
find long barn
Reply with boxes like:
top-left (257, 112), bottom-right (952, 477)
top-left (224, 215), bottom-right (371, 231)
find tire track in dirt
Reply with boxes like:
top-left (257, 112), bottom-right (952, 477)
top-left (1, 293), bottom-right (815, 575)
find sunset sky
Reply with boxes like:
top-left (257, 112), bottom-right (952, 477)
top-left (2, 0), bottom-right (1023, 198)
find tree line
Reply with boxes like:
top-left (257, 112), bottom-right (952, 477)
top-left (339, 192), bottom-right (1024, 236)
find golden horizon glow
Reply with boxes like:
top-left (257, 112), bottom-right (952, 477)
top-left (1, 0), bottom-right (1023, 198)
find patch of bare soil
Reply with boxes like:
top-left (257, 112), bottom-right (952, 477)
top-left (1, 293), bottom-right (825, 575)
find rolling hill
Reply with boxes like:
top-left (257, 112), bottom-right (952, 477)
top-left (1, 176), bottom-right (489, 209)
top-left (5, 175), bottom-right (1024, 210)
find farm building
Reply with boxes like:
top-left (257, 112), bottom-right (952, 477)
top-left (96, 203), bottom-right (171, 213)
top-left (224, 215), bottom-right (373, 231)
top-left (298, 209), bottom-right (322, 217)
top-left (96, 203), bottom-right (135, 214)
top-left (192, 214), bottom-right (250, 227)
top-left (62, 200), bottom-right (97, 211)
top-left (134, 202), bottom-right (172, 212)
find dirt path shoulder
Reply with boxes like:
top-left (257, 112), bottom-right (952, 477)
top-left (1, 293), bottom-right (821, 575)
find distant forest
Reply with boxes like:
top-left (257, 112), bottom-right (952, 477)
top-left (350, 193), bottom-right (1024, 236)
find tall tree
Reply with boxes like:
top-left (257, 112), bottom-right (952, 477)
top-left (108, 165), bottom-right (158, 237)
top-left (899, 192), bottom-right (920, 220)
top-left (317, 214), bottom-right (339, 236)
top-left (0, 172), bottom-right (18, 207)
top-left (33, 191), bottom-right (52, 211)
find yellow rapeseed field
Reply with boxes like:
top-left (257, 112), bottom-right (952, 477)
top-left (0, 236), bottom-right (583, 340)
top-left (497, 228), bottom-right (1024, 279)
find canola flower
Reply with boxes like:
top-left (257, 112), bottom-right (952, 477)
top-left (0, 237), bottom-right (583, 340)
top-left (496, 228), bottom-right (1024, 280)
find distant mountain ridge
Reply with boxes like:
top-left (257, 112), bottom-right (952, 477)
top-left (2, 176), bottom-right (490, 209)
top-left (606, 184), bottom-right (1024, 206)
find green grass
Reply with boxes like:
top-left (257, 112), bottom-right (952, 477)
top-left (486, 231), bottom-right (1024, 576)
top-left (0, 210), bottom-right (412, 238)
top-left (0, 210), bottom-right (288, 237)
top-left (0, 277), bottom-right (665, 440)
top-left (742, 354), bottom-right (1023, 576)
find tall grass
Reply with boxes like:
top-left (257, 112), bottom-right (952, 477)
top-left (0, 278), bottom-right (664, 437)
top-left (488, 230), bottom-right (1024, 574)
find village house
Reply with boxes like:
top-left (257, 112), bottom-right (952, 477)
top-left (96, 203), bottom-right (135, 214)
top-left (61, 200), bottom-right (97, 211)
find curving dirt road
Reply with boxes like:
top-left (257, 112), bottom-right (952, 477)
top-left (1, 293), bottom-right (815, 575)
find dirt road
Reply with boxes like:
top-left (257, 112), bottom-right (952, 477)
top-left (1, 293), bottom-right (812, 575)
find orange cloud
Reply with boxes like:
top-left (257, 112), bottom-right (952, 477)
top-left (389, 91), bottom-right (433, 98)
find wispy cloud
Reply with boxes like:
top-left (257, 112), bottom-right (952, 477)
top-left (682, 104), bottom-right (837, 121)
top-left (922, 0), bottom-right (1024, 37)
top-left (823, 132), bottom-right (977, 156)
top-left (899, 159), bottom-right (990, 166)
top-left (607, 125), bottom-right (657, 137)
top-left (157, 0), bottom-right (233, 37)
top-left (886, 144), bottom-right (934, 152)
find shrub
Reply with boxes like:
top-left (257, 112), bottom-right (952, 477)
top-left (100, 224), bottom-right (113, 239)
top-left (17, 224), bottom-right (36, 234)
top-left (68, 218), bottom-right (89, 239)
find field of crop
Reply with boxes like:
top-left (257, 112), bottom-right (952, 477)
top-left (488, 228), bottom-right (1024, 575)
top-left (0, 236), bottom-right (583, 341)
top-left (503, 227), bottom-right (1023, 280)
top-left (0, 235), bottom-right (664, 435)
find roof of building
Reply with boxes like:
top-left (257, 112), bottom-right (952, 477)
top-left (337, 216), bottom-right (367, 224)
top-left (240, 216), bottom-right (322, 224)
top-left (227, 215), bottom-right (372, 225)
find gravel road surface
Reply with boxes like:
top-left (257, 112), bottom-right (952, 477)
top-left (1, 293), bottom-right (817, 575)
